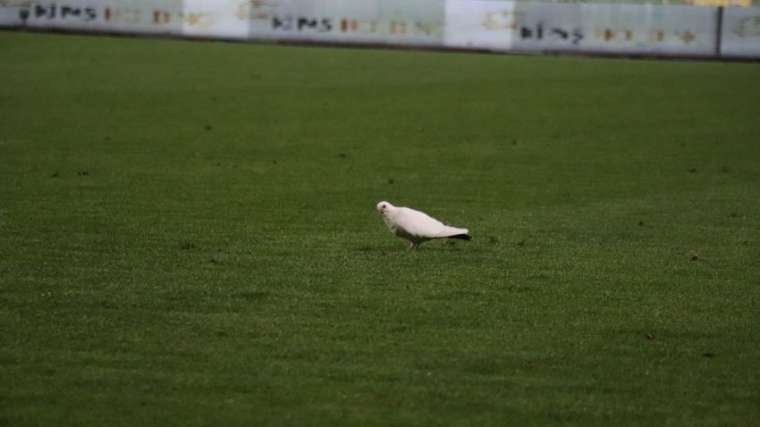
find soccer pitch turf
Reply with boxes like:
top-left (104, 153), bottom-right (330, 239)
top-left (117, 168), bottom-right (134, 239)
top-left (1, 31), bottom-right (759, 426)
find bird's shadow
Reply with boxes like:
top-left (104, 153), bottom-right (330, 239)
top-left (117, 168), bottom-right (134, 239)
top-left (355, 241), bottom-right (466, 253)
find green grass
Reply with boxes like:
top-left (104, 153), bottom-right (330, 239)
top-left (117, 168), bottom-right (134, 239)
top-left (1, 31), bottom-right (759, 426)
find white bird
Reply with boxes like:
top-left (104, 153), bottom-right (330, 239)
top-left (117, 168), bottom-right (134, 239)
top-left (376, 201), bottom-right (471, 249)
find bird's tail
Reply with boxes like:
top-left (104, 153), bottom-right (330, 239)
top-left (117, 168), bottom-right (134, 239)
top-left (448, 233), bottom-right (472, 241)
top-left (439, 226), bottom-right (471, 241)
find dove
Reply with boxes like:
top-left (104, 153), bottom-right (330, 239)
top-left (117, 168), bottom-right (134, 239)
top-left (376, 201), bottom-right (471, 249)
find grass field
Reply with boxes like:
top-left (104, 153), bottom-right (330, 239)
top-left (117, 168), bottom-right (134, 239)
top-left (1, 31), bottom-right (759, 426)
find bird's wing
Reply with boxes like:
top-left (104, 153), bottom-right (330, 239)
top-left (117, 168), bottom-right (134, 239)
top-left (395, 207), bottom-right (449, 238)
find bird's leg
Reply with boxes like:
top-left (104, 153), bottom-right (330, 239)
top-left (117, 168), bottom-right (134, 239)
top-left (408, 241), bottom-right (417, 250)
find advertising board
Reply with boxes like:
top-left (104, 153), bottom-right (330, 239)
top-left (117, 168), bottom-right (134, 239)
top-left (12, 0), bottom-right (183, 34)
top-left (100, 0), bottom-right (183, 35)
top-left (20, 0), bottom-right (102, 31)
top-left (511, 3), bottom-right (718, 56)
top-left (182, 0), bottom-right (248, 40)
top-left (0, 0), bottom-right (26, 27)
top-left (2, 0), bottom-right (757, 59)
top-left (241, 0), bottom-right (445, 46)
top-left (444, 0), bottom-right (515, 51)
top-left (720, 6), bottom-right (760, 57)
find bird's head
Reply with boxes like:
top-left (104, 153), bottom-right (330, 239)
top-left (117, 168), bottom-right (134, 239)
top-left (376, 201), bottom-right (393, 215)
